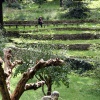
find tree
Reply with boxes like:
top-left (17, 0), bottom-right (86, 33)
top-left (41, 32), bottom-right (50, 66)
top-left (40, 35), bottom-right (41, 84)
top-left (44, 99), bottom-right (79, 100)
top-left (0, 30), bottom-right (7, 55)
top-left (36, 63), bottom-right (69, 95)
top-left (60, 0), bottom-right (63, 7)
top-left (0, 0), bottom-right (4, 29)
top-left (63, 0), bottom-right (90, 19)
top-left (13, 43), bottom-right (69, 95)
top-left (0, 47), bottom-right (64, 100)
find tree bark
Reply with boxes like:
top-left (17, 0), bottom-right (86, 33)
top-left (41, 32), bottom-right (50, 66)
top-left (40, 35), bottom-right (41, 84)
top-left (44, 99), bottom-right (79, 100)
top-left (60, 0), bottom-right (63, 7)
top-left (46, 77), bottom-right (52, 95)
top-left (25, 81), bottom-right (45, 91)
top-left (0, 0), bottom-right (3, 28)
top-left (11, 58), bottom-right (64, 100)
top-left (3, 48), bottom-right (22, 94)
top-left (0, 58), bottom-right (11, 100)
top-left (0, 48), bottom-right (64, 100)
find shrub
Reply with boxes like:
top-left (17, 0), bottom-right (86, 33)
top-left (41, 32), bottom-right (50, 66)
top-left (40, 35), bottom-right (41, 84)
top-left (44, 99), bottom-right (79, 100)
top-left (0, 29), bottom-right (8, 56)
top-left (63, 0), bottom-right (90, 19)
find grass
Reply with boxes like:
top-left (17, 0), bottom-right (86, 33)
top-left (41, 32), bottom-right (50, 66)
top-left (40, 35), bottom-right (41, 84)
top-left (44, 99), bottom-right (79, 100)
top-left (63, 74), bottom-right (100, 100)
top-left (88, 0), bottom-right (100, 9)
top-left (52, 49), bottom-right (100, 59)
top-left (66, 50), bottom-right (100, 58)
top-left (0, 73), bottom-right (100, 100)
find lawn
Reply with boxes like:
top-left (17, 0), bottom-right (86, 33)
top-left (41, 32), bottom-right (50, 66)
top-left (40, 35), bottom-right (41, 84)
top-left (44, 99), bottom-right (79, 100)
top-left (0, 73), bottom-right (99, 100)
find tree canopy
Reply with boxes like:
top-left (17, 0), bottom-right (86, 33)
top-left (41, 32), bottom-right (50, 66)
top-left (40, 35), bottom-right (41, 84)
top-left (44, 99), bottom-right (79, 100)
top-left (63, 0), bottom-right (90, 18)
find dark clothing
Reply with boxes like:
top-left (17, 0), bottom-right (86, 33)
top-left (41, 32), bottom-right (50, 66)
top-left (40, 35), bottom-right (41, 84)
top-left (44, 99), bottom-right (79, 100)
top-left (38, 17), bottom-right (43, 27)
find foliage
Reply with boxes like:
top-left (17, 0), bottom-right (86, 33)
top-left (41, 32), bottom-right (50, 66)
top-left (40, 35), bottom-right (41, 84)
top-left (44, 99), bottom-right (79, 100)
top-left (63, 0), bottom-right (90, 19)
top-left (37, 64), bottom-right (69, 84)
top-left (65, 58), bottom-right (93, 74)
top-left (14, 43), bottom-right (55, 74)
top-left (33, 0), bottom-right (47, 7)
top-left (5, 0), bottom-right (22, 9)
top-left (0, 29), bottom-right (8, 56)
top-left (13, 38), bottom-right (69, 94)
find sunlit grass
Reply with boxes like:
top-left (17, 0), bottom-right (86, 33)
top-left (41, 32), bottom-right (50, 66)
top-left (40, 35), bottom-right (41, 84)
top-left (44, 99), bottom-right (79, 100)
top-left (1, 73), bottom-right (99, 100)
top-left (66, 50), bottom-right (100, 58)
top-left (11, 38), bottom-right (100, 45)
top-left (88, 0), bottom-right (100, 9)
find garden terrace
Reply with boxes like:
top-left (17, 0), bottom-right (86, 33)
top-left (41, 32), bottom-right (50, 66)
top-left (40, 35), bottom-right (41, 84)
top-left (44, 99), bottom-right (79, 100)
top-left (8, 38), bottom-right (100, 51)
top-left (52, 27), bottom-right (100, 31)
top-left (4, 19), bottom-right (100, 25)
top-left (12, 42), bottom-right (91, 50)
top-left (3, 19), bottom-right (100, 28)
top-left (4, 32), bottom-right (100, 40)
top-left (3, 19), bottom-right (100, 58)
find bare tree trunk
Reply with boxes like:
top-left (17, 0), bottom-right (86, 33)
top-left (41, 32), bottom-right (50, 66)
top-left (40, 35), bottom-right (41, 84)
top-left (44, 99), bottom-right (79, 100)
top-left (11, 58), bottom-right (64, 100)
top-left (0, 58), bottom-right (11, 100)
top-left (0, 0), bottom-right (3, 28)
top-left (42, 85), bottom-right (46, 96)
top-left (46, 77), bottom-right (52, 95)
top-left (60, 0), bottom-right (63, 7)
top-left (3, 48), bottom-right (22, 94)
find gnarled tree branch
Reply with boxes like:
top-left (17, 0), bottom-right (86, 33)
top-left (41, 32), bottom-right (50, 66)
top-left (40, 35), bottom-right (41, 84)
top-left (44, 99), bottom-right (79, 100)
top-left (25, 81), bottom-right (45, 91)
top-left (0, 48), bottom-right (64, 100)
top-left (0, 58), bottom-right (11, 100)
top-left (11, 58), bottom-right (64, 100)
top-left (3, 48), bottom-right (23, 94)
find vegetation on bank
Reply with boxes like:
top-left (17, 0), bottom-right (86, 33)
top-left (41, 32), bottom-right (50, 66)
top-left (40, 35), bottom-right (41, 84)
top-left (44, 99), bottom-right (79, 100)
top-left (3, 0), bottom-right (100, 21)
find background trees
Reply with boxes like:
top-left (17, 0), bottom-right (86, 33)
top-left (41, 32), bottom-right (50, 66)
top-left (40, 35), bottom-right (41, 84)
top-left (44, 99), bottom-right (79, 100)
top-left (60, 0), bottom-right (63, 7)
top-left (63, 0), bottom-right (90, 18)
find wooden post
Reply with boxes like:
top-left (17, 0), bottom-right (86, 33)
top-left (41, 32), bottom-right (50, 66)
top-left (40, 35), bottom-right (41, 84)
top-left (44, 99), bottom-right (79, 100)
top-left (0, 0), bottom-right (3, 29)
